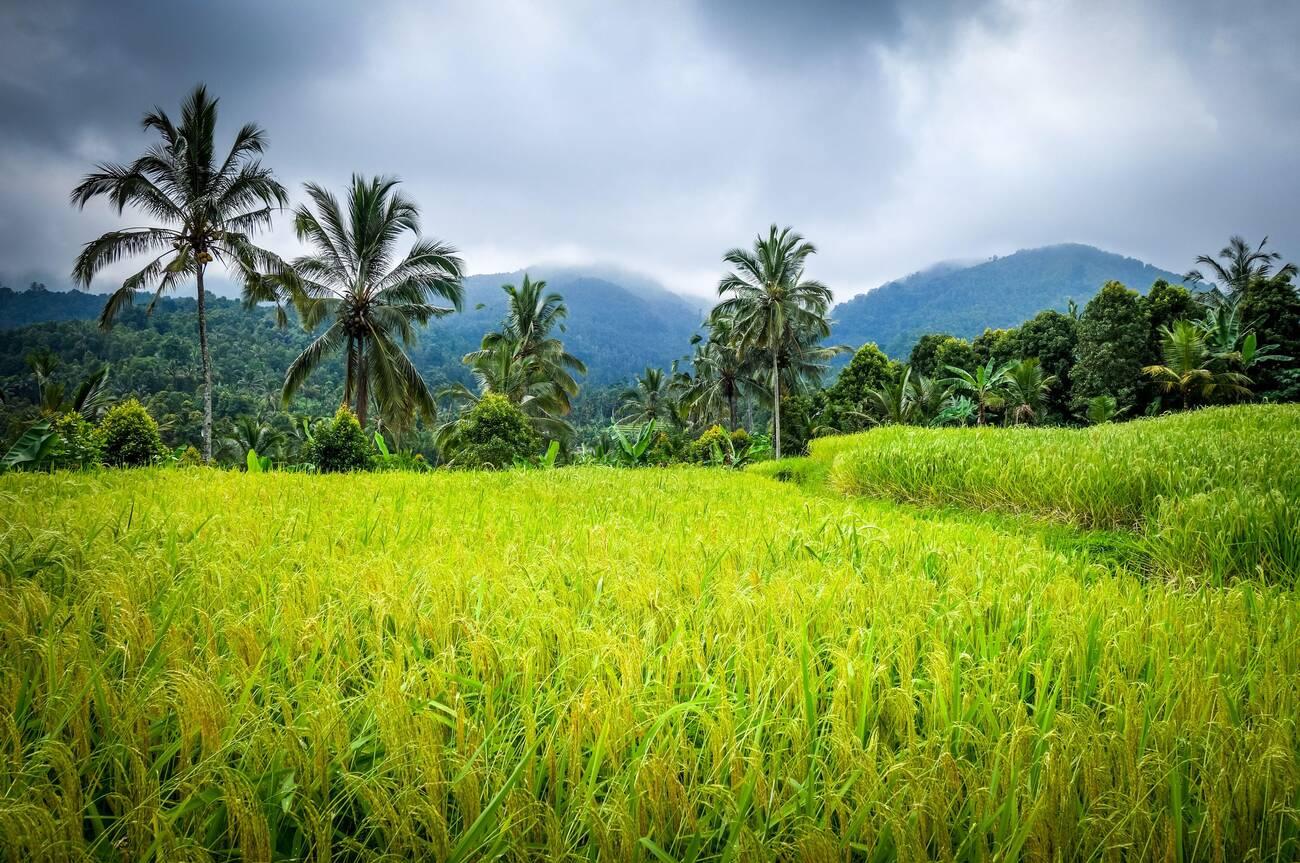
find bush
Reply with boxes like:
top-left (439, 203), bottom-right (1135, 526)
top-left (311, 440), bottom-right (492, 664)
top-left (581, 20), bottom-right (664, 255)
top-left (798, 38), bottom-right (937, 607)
top-left (50, 412), bottom-right (102, 470)
top-left (307, 406), bottom-right (373, 473)
top-left (447, 394), bottom-right (540, 469)
top-left (644, 430), bottom-right (683, 466)
top-left (373, 452), bottom-right (429, 473)
top-left (96, 399), bottom-right (165, 467)
top-left (685, 425), bottom-right (753, 465)
top-left (177, 446), bottom-right (204, 467)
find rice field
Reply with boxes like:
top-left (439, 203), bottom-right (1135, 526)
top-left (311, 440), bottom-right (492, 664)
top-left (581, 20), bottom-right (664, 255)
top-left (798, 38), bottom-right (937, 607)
top-left (818, 405), bottom-right (1300, 584)
top-left (2, 461), bottom-right (1299, 861)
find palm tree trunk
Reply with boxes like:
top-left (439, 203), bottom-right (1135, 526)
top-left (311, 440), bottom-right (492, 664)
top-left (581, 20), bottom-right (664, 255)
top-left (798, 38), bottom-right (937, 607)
top-left (342, 337), bottom-right (355, 411)
top-left (355, 339), bottom-right (369, 428)
top-left (196, 265), bottom-right (214, 463)
top-left (727, 388), bottom-right (738, 432)
top-left (772, 354), bottom-right (781, 459)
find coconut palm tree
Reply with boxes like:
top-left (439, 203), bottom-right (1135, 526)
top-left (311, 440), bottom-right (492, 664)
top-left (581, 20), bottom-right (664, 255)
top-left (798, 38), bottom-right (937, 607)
top-left (1143, 320), bottom-right (1252, 409)
top-left (687, 315), bottom-right (757, 430)
top-left (25, 351), bottom-right (113, 420)
top-left (619, 366), bottom-right (674, 424)
top-left (714, 225), bottom-right (833, 458)
top-left (463, 275), bottom-right (586, 415)
top-left (907, 372), bottom-right (948, 426)
top-left (219, 414), bottom-right (285, 463)
top-left (864, 366), bottom-right (917, 426)
top-left (272, 175), bottom-right (464, 428)
top-left (438, 337), bottom-right (575, 445)
top-left (1185, 235), bottom-right (1297, 302)
top-left (71, 84), bottom-right (289, 462)
top-left (1002, 358), bottom-right (1057, 425)
top-left (1081, 395), bottom-right (1121, 425)
top-left (942, 359), bottom-right (1012, 426)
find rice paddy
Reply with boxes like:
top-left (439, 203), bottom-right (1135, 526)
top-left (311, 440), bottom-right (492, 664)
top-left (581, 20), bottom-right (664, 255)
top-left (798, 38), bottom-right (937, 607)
top-left (2, 418), bottom-right (1299, 860)
top-left (818, 405), bottom-right (1300, 584)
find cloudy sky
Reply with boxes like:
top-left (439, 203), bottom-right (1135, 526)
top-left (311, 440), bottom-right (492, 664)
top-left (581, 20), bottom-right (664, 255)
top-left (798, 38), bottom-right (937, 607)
top-left (2, 0), bottom-right (1298, 300)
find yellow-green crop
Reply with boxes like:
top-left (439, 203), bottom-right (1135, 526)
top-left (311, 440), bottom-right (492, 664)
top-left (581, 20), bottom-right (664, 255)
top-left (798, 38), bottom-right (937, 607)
top-left (2, 463), bottom-right (1298, 860)
top-left (821, 405), bottom-right (1300, 583)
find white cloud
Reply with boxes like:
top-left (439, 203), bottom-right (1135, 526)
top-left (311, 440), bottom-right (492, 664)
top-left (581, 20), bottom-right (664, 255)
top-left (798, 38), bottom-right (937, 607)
top-left (2, 0), bottom-right (1297, 301)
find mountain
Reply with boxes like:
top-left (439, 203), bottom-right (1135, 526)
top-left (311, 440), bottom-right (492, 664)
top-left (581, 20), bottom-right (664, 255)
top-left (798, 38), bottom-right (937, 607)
top-left (830, 244), bottom-right (1187, 357)
top-left (0, 268), bottom-right (704, 388)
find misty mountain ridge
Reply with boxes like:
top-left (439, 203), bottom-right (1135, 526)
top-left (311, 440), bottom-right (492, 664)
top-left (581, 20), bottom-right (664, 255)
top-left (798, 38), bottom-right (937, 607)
top-left (829, 243), bottom-right (1187, 357)
top-left (0, 266), bottom-right (705, 388)
top-left (3, 245), bottom-right (1189, 378)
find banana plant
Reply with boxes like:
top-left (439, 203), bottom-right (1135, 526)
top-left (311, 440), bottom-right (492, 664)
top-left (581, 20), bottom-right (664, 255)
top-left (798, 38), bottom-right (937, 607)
top-left (1, 421), bottom-right (60, 472)
top-left (611, 420), bottom-right (656, 466)
top-left (245, 448), bottom-right (272, 473)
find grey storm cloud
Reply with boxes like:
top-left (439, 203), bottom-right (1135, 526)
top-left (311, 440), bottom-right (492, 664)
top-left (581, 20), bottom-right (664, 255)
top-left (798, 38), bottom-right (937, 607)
top-left (1, 0), bottom-right (1298, 300)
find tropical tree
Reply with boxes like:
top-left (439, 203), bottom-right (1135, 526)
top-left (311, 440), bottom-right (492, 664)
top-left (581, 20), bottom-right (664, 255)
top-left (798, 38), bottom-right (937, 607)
top-left (1197, 302), bottom-right (1290, 372)
top-left (219, 414), bottom-right (286, 463)
top-left (25, 350), bottom-right (113, 420)
top-left (826, 342), bottom-right (894, 425)
top-left (1002, 358), bottom-right (1057, 425)
top-left (864, 366), bottom-right (917, 426)
top-left (1071, 280), bottom-right (1149, 413)
top-left (619, 367), bottom-right (674, 425)
top-left (907, 372), bottom-right (949, 426)
top-left (71, 84), bottom-right (289, 462)
top-left (1011, 309), bottom-right (1077, 421)
top-left (1185, 235), bottom-right (1297, 301)
top-left (1237, 274), bottom-right (1300, 399)
top-left (463, 275), bottom-right (586, 415)
top-left (943, 359), bottom-right (1012, 426)
top-left (908, 333), bottom-right (954, 378)
top-left (1081, 395), bottom-right (1121, 425)
top-left (272, 175), bottom-right (465, 429)
top-left (715, 225), bottom-right (833, 458)
top-left (441, 337), bottom-right (576, 442)
top-left (688, 316), bottom-right (756, 430)
top-left (1143, 320), bottom-right (1252, 409)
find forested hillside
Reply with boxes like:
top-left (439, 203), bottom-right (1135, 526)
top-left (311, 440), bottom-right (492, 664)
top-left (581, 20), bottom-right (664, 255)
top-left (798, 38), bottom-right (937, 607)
top-left (0, 271), bottom-right (702, 443)
top-left (830, 244), bottom-right (1188, 356)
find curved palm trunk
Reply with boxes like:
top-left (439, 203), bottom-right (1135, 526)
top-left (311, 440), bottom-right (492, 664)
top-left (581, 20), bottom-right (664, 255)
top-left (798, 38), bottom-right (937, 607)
top-left (772, 354), bottom-right (781, 459)
top-left (196, 265), bottom-right (214, 463)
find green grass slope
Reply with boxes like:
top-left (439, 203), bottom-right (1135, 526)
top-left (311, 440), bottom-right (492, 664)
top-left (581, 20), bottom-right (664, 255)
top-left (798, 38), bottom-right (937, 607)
top-left (767, 405), bottom-right (1300, 583)
top-left (2, 467), bottom-right (1299, 859)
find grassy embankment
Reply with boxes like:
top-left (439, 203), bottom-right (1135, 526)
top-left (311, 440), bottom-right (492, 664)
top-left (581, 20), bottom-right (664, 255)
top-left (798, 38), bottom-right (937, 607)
top-left (756, 405), bottom-right (1300, 584)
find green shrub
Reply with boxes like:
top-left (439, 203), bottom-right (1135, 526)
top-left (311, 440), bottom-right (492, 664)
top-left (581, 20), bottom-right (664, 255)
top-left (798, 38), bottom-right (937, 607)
top-left (307, 406), bottom-right (373, 473)
top-left (50, 412), bottom-right (102, 470)
top-left (685, 425), bottom-right (754, 465)
top-left (177, 446), bottom-right (204, 467)
top-left (645, 430), bottom-right (682, 465)
top-left (447, 394), bottom-right (540, 469)
top-left (96, 399), bottom-right (165, 467)
top-left (373, 452), bottom-right (429, 473)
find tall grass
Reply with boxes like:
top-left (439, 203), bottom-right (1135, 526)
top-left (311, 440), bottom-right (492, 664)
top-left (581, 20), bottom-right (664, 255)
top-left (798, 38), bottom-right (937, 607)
top-left (2, 466), bottom-right (1298, 860)
top-left (825, 405), bottom-right (1300, 583)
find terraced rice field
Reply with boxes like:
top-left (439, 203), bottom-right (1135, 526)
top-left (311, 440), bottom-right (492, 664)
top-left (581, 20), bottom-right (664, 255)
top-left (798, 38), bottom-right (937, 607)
top-left (2, 408), bottom-right (1298, 860)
